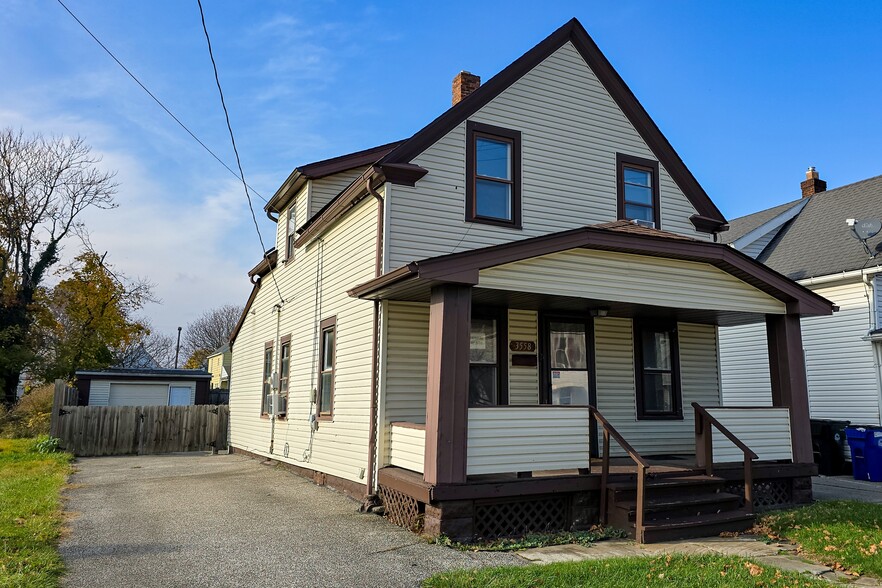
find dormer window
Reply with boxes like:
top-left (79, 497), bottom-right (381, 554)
top-left (466, 121), bottom-right (521, 228)
top-left (617, 153), bottom-right (660, 228)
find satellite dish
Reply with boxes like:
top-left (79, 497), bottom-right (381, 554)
top-left (852, 219), bottom-right (882, 241)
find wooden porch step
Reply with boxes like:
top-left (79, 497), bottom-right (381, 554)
top-left (612, 491), bottom-right (743, 523)
top-left (639, 509), bottom-right (755, 543)
top-left (607, 474), bottom-right (725, 500)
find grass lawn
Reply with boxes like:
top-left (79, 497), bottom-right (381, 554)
top-left (758, 500), bottom-right (882, 578)
top-left (0, 438), bottom-right (72, 587)
top-left (423, 554), bottom-right (825, 587)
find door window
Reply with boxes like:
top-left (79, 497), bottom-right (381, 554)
top-left (548, 320), bottom-right (590, 405)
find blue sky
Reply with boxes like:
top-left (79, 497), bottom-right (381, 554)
top-left (2, 1), bottom-right (881, 336)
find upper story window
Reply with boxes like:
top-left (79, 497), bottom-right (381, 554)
top-left (634, 321), bottom-right (682, 420)
top-left (466, 121), bottom-right (521, 228)
top-left (285, 203), bottom-right (297, 261)
top-left (317, 317), bottom-right (336, 420)
top-left (617, 153), bottom-right (660, 228)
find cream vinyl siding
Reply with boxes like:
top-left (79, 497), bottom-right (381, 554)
top-left (706, 407), bottom-right (792, 462)
top-left (719, 279), bottom-right (882, 425)
top-left (388, 424), bottom-right (425, 473)
top-left (508, 309), bottom-right (540, 405)
top-left (381, 301), bottom-right (430, 466)
top-left (467, 407), bottom-right (591, 475)
top-left (229, 195), bottom-right (379, 485)
top-left (594, 318), bottom-right (721, 456)
top-left (387, 41), bottom-right (709, 269)
top-left (309, 168), bottom-right (366, 216)
top-left (479, 249), bottom-right (786, 315)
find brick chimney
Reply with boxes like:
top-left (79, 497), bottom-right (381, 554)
top-left (800, 166), bottom-right (827, 198)
top-left (452, 71), bottom-right (480, 105)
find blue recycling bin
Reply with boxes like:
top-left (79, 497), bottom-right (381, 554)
top-left (846, 426), bottom-right (882, 482)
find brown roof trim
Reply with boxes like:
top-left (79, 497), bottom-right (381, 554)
top-left (247, 249), bottom-right (278, 281)
top-left (264, 140), bottom-right (406, 213)
top-left (229, 279), bottom-right (261, 346)
top-left (350, 224), bottom-right (835, 317)
top-left (294, 163), bottom-right (427, 248)
top-left (378, 18), bottom-right (727, 233)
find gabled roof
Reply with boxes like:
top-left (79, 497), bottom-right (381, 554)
top-left (349, 220), bottom-right (834, 318)
top-left (377, 17), bottom-right (727, 233)
top-left (725, 175), bottom-right (882, 280)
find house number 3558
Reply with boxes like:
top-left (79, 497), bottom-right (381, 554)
top-left (509, 340), bottom-right (536, 353)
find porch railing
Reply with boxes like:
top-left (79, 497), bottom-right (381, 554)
top-left (590, 406), bottom-right (650, 544)
top-left (693, 403), bottom-right (758, 513)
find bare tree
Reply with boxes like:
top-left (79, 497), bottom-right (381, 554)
top-left (0, 128), bottom-right (117, 403)
top-left (114, 327), bottom-right (176, 369)
top-left (182, 304), bottom-right (242, 368)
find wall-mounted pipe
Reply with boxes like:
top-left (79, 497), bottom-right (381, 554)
top-left (365, 174), bottom-right (384, 497)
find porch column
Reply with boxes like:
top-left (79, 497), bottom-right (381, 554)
top-left (766, 314), bottom-right (813, 464)
top-left (424, 284), bottom-right (472, 485)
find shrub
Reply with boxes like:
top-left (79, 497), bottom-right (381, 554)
top-left (0, 383), bottom-right (55, 438)
top-left (32, 435), bottom-right (62, 454)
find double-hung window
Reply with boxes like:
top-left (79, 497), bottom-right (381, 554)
top-left (617, 153), bottom-right (660, 227)
top-left (286, 203), bottom-right (297, 261)
top-left (466, 122), bottom-right (521, 228)
top-left (634, 322), bottom-right (682, 419)
top-left (277, 336), bottom-right (290, 418)
top-left (261, 342), bottom-right (273, 415)
top-left (317, 317), bottom-right (336, 419)
top-left (468, 310), bottom-right (507, 407)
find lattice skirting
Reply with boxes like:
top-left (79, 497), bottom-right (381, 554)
top-left (474, 495), bottom-right (570, 540)
top-left (378, 485), bottom-right (424, 532)
top-left (725, 479), bottom-right (793, 511)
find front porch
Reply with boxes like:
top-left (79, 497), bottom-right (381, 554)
top-left (351, 223), bottom-right (834, 542)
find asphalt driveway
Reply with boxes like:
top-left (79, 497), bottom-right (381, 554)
top-left (60, 453), bottom-right (520, 588)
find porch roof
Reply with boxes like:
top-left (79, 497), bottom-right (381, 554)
top-left (348, 221), bottom-right (836, 320)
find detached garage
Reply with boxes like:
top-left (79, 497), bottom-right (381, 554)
top-left (74, 369), bottom-right (212, 407)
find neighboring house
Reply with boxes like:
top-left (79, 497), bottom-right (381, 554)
top-left (206, 344), bottom-right (232, 389)
top-left (228, 19), bottom-right (834, 543)
top-left (719, 170), bottom-right (882, 430)
top-left (74, 368), bottom-right (211, 406)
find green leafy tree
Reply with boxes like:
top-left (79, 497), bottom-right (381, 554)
top-left (38, 252), bottom-right (153, 382)
top-left (0, 129), bottom-right (116, 404)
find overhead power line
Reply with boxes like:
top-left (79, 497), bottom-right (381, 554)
top-left (196, 0), bottom-right (284, 306)
top-left (54, 0), bottom-right (268, 203)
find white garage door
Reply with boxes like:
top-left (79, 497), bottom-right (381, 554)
top-left (108, 383), bottom-right (169, 406)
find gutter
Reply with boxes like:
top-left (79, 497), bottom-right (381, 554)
top-left (797, 265), bottom-right (882, 287)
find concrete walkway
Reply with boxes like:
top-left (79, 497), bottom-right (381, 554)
top-left (60, 453), bottom-right (520, 588)
top-left (519, 537), bottom-right (882, 585)
top-left (813, 476), bottom-right (882, 503)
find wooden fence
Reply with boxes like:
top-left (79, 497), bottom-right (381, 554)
top-left (50, 382), bottom-right (229, 457)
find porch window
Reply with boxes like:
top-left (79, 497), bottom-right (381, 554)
top-left (466, 121), bottom-right (521, 228)
top-left (277, 335), bottom-right (290, 418)
top-left (317, 317), bottom-right (336, 419)
top-left (469, 310), bottom-right (507, 406)
top-left (261, 341), bottom-right (273, 415)
top-left (634, 322), bottom-right (682, 419)
top-left (617, 153), bottom-right (660, 228)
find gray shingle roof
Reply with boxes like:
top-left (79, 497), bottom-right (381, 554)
top-left (725, 175), bottom-right (882, 280)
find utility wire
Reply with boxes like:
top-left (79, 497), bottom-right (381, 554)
top-left (54, 0), bottom-right (268, 203)
top-left (196, 0), bottom-right (284, 306)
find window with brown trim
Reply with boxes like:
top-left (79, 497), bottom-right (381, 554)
top-left (468, 308), bottom-right (508, 406)
top-left (317, 317), bottom-right (336, 419)
top-left (261, 341), bottom-right (273, 416)
top-left (466, 121), bottom-right (521, 228)
top-left (277, 335), bottom-right (291, 418)
top-left (285, 203), bottom-right (297, 262)
top-left (617, 153), bottom-right (660, 228)
top-left (634, 321), bottom-right (682, 420)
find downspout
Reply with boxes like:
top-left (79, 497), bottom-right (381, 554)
top-left (365, 174), bottom-right (383, 498)
top-left (864, 271), bottom-right (882, 425)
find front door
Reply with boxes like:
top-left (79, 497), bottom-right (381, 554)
top-left (541, 316), bottom-right (594, 406)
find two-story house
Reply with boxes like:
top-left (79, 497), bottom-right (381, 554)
top-left (228, 18), bottom-right (834, 543)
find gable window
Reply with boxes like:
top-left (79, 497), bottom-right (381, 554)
top-left (468, 309), bottom-right (508, 407)
top-left (261, 341), bottom-right (273, 416)
top-left (277, 336), bottom-right (290, 418)
top-left (617, 153), bottom-right (660, 228)
top-left (466, 121), bottom-right (521, 228)
top-left (285, 203), bottom-right (297, 261)
top-left (317, 317), bottom-right (336, 419)
top-left (634, 321), bottom-right (682, 419)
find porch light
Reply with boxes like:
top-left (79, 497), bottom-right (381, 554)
top-left (590, 308), bottom-right (609, 318)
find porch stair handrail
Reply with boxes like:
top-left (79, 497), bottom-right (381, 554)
top-left (589, 406), bottom-right (650, 543)
top-left (692, 402), bottom-right (758, 513)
